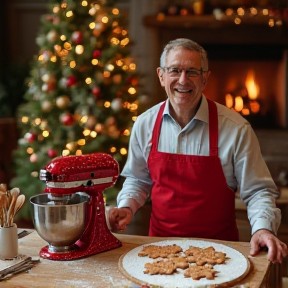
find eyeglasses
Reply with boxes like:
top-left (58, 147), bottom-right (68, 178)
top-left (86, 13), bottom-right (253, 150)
top-left (161, 67), bottom-right (207, 79)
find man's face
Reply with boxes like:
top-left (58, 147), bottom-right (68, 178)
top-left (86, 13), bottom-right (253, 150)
top-left (157, 47), bottom-right (209, 110)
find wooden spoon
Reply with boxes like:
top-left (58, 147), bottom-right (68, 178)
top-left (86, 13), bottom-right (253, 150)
top-left (13, 194), bottom-right (25, 219)
top-left (7, 188), bottom-right (20, 227)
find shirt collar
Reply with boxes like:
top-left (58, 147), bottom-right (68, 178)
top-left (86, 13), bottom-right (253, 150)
top-left (163, 95), bottom-right (209, 124)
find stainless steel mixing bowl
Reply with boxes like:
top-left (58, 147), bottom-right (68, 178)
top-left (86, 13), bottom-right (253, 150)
top-left (30, 192), bottom-right (90, 253)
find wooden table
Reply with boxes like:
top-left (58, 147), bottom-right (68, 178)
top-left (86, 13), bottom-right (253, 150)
top-left (0, 230), bottom-right (271, 287)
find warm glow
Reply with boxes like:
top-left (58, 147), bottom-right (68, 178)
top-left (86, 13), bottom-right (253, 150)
top-left (112, 8), bottom-right (119, 15)
top-left (237, 7), bottom-right (245, 16)
top-left (128, 87), bottom-right (136, 95)
top-left (102, 16), bottom-right (109, 23)
top-left (129, 63), bottom-right (136, 70)
top-left (66, 11), bottom-right (73, 17)
top-left (75, 45), bottom-right (84, 54)
top-left (76, 150), bottom-right (82, 155)
top-left (83, 129), bottom-right (90, 136)
top-left (34, 118), bottom-right (41, 125)
top-left (27, 147), bottom-right (34, 154)
top-left (242, 108), bottom-right (250, 115)
top-left (64, 42), bottom-right (72, 50)
top-left (77, 139), bottom-right (86, 146)
top-left (62, 150), bottom-right (70, 156)
top-left (234, 18), bottom-right (241, 25)
top-left (104, 101), bottom-right (111, 108)
top-left (42, 131), bottom-right (50, 137)
top-left (70, 61), bottom-right (76, 68)
top-left (234, 96), bottom-right (243, 112)
top-left (123, 129), bottom-right (130, 136)
top-left (250, 100), bottom-right (261, 114)
top-left (111, 37), bottom-right (120, 45)
top-left (85, 77), bottom-right (92, 84)
top-left (120, 148), bottom-right (127, 155)
top-left (80, 116), bottom-right (88, 123)
top-left (89, 22), bottom-right (96, 29)
top-left (120, 38), bottom-right (129, 46)
top-left (22, 116), bottom-right (29, 123)
top-left (225, 93), bottom-right (233, 108)
top-left (110, 147), bottom-right (117, 153)
top-left (92, 59), bottom-right (99, 65)
top-left (90, 131), bottom-right (97, 138)
top-left (245, 70), bottom-right (259, 100)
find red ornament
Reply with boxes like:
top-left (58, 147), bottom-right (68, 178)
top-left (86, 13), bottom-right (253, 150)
top-left (48, 149), bottom-right (58, 158)
top-left (92, 49), bottom-right (102, 59)
top-left (92, 87), bottom-right (101, 98)
top-left (66, 75), bottom-right (77, 87)
top-left (60, 113), bottom-right (75, 126)
top-left (25, 132), bottom-right (37, 143)
top-left (126, 76), bottom-right (138, 86)
top-left (71, 31), bottom-right (82, 44)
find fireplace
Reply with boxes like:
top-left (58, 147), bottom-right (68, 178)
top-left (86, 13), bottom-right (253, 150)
top-left (143, 15), bottom-right (288, 128)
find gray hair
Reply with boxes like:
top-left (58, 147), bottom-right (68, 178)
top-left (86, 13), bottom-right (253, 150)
top-left (160, 38), bottom-right (208, 71)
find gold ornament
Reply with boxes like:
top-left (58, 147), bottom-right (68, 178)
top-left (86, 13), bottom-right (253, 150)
top-left (56, 95), bottom-right (70, 109)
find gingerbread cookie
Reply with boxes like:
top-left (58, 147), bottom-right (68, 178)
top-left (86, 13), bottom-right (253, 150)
top-left (144, 260), bottom-right (177, 275)
top-left (184, 265), bottom-right (218, 280)
top-left (169, 257), bottom-right (189, 269)
top-left (138, 244), bottom-right (183, 259)
top-left (185, 246), bottom-right (226, 266)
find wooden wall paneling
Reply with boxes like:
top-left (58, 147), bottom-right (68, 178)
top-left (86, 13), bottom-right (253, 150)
top-left (7, 0), bottom-right (49, 65)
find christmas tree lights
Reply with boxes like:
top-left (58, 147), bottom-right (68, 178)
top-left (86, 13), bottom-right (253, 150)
top-left (10, 0), bottom-right (149, 218)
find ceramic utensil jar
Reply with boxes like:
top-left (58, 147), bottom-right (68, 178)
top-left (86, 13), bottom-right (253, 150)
top-left (0, 223), bottom-right (18, 259)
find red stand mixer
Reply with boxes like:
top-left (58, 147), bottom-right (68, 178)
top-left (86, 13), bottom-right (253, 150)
top-left (30, 153), bottom-right (122, 260)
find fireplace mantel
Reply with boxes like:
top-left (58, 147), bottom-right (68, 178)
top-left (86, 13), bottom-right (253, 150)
top-left (143, 15), bottom-right (288, 53)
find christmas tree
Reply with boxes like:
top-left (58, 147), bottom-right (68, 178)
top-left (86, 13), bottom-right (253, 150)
top-left (10, 0), bottom-right (148, 219)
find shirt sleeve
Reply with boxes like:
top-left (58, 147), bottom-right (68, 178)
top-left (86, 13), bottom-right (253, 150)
top-left (116, 117), bottom-right (153, 215)
top-left (235, 123), bottom-right (281, 235)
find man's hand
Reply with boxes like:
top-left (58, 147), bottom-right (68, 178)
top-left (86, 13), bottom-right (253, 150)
top-left (108, 207), bottom-right (133, 232)
top-left (250, 229), bottom-right (288, 264)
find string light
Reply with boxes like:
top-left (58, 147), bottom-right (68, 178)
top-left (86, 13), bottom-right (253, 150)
top-left (42, 131), bottom-right (50, 137)
top-left (128, 87), bottom-right (136, 95)
top-left (89, 22), bottom-right (96, 29)
top-left (90, 131), bottom-right (97, 138)
top-left (104, 101), bottom-right (111, 108)
top-left (66, 11), bottom-right (73, 17)
top-left (110, 147), bottom-right (117, 153)
top-left (70, 61), bottom-right (76, 68)
top-left (102, 16), bottom-right (109, 23)
top-left (62, 150), bottom-right (70, 156)
top-left (77, 139), bottom-right (86, 146)
top-left (92, 59), bottom-right (99, 65)
top-left (22, 116), bottom-right (29, 123)
top-left (27, 147), bottom-right (34, 154)
top-left (34, 118), bottom-right (41, 125)
top-left (85, 77), bottom-right (92, 84)
top-left (120, 148), bottom-right (127, 155)
top-left (75, 45), bottom-right (84, 54)
top-left (112, 8), bottom-right (119, 15)
top-left (83, 129), bottom-right (90, 136)
top-left (76, 150), bottom-right (82, 155)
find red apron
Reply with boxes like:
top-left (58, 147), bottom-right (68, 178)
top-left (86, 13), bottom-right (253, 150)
top-left (147, 99), bottom-right (239, 241)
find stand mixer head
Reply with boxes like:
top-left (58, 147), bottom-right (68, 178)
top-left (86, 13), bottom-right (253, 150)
top-left (30, 153), bottom-right (122, 260)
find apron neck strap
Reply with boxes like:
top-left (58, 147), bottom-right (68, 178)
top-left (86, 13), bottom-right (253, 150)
top-left (207, 99), bottom-right (219, 157)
